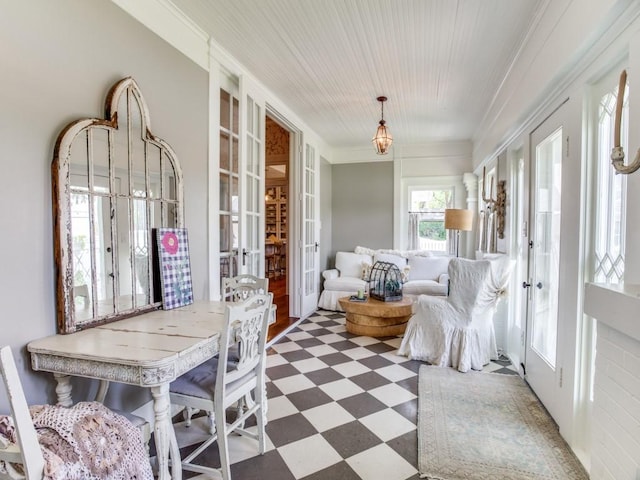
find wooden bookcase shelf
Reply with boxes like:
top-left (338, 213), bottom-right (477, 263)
top-left (266, 186), bottom-right (287, 242)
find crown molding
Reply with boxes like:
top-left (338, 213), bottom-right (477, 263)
top-left (330, 140), bottom-right (472, 165)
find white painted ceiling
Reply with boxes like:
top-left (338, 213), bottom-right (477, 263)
top-left (169, 0), bottom-right (544, 150)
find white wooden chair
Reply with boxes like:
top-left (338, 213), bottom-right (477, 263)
top-left (178, 274), bottom-right (271, 430)
top-left (222, 274), bottom-right (276, 325)
top-left (0, 346), bottom-right (45, 479)
top-left (223, 274), bottom-right (275, 325)
top-left (221, 274), bottom-right (269, 302)
top-left (0, 346), bottom-right (153, 479)
top-left (169, 293), bottom-right (273, 479)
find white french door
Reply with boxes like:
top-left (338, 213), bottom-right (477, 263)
top-left (525, 105), bottom-right (566, 422)
top-left (238, 77), bottom-right (265, 277)
top-left (215, 75), bottom-right (265, 298)
top-left (300, 143), bottom-right (319, 317)
top-left (218, 85), bottom-right (240, 289)
top-left (509, 148), bottom-right (528, 372)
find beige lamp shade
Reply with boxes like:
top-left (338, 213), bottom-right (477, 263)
top-left (444, 209), bottom-right (473, 231)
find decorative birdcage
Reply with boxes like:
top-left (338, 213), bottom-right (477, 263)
top-left (368, 261), bottom-right (403, 302)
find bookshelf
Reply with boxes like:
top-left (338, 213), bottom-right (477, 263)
top-left (266, 186), bottom-right (287, 242)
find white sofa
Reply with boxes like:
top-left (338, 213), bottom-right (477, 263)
top-left (318, 246), bottom-right (452, 311)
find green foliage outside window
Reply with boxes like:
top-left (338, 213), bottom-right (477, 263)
top-left (411, 188), bottom-right (452, 243)
top-left (417, 190), bottom-right (450, 210)
top-left (419, 220), bottom-right (446, 240)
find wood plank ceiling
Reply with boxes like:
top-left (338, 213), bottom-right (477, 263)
top-left (169, 0), bottom-right (545, 150)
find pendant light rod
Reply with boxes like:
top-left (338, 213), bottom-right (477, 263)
top-left (377, 96), bottom-right (387, 123)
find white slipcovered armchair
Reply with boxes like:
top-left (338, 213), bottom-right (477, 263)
top-left (317, 252), bottom-right (371, 311)
top-left (398, 256), bottom-right (513, 372)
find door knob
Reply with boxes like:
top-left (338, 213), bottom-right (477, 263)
top-left (536, 282), bottom-right (543, 289)
top-left (522, 282), bottom-right (531, 289)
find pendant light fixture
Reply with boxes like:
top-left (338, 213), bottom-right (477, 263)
top-left (372, 96), bottom-right (393, 155)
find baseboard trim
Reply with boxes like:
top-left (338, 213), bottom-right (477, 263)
top-left (266, 317), bottom-right (306, 349)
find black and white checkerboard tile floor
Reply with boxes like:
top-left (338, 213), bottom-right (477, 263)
top-left (171, 309), bottom-right (518, 480)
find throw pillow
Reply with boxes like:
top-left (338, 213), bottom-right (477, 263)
top-left (405, 249), bottom-right (433, 257)
top-left (336, 252), bottom-right (371, 278)
top-left (361, 262), bottom-right (372, 281)
top-left (354, 245), bottom-right (376, 256)
top-left (373, 253), bottom-right (407, 271)
top-left (401, 265), bottom-right (411, 283)
top-left (377, 248), bottom-right (408, 258)
top-left (407, 255), bottom-right (451, 281)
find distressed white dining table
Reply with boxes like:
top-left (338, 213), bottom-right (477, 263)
top-left (27, 300), bottom-right (229, 480)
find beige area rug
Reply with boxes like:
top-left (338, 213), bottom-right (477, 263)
top-left (418, 366), bottom-right (588, 480)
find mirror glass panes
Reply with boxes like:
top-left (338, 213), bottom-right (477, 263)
top-left (54, 78), bottom-right (183, 333)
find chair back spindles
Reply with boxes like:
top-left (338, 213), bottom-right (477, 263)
top-left (217, 294), bottom-right (271, 400)
top-left (222, 274), bottom-right (269, 303)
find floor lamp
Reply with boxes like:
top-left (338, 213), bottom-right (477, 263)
top-left (444, 209), bottom-right (473, 257)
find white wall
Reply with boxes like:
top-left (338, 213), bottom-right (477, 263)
top-left (591, 323), bottom-right (640, 479)
top-left (588, 26), bottom-right (640, 480)
top-left (0, 0), bottom-right (208, 412)
top-left (471, 0), bottom-right (640, 473)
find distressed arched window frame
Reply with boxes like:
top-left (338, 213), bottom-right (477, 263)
top-left (52, 77), bottom-right (184, 333)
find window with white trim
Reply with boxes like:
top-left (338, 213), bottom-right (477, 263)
top-left (408, 188), bottom-right (453, 252)
top-left (594, 81), bottom-right (627, 283)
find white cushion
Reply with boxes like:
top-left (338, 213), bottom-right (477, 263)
top-left (373, 253), bottom-right (407, 271)
top-left (402, 280), bottom-right (448, 296)
top-left (335, 252), bottom-right (372, 278)
top-left (322, 269), bottom-right (339, 281)
top-left (408, 256), bottom-right (451, 281)
top-left (324, 276), bottom-right (367, 291)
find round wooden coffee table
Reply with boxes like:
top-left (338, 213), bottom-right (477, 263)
top-left (338, 296), bottom-right (413, 337)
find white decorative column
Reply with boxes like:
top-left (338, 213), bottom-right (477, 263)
top-left (463, 172), bottom-right (478, 259)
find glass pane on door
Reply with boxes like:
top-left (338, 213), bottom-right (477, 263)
top-left (219, 88), bottom-right (240, 284)
top-left (531, 127), bottom-right (562, 367)
top-left (243, 95), bottom-right (262, 276)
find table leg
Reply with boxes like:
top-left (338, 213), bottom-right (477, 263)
top-left (53, 373), bottom-right (73, 407)
top-left (151, 384), bottom-right (182, 480)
